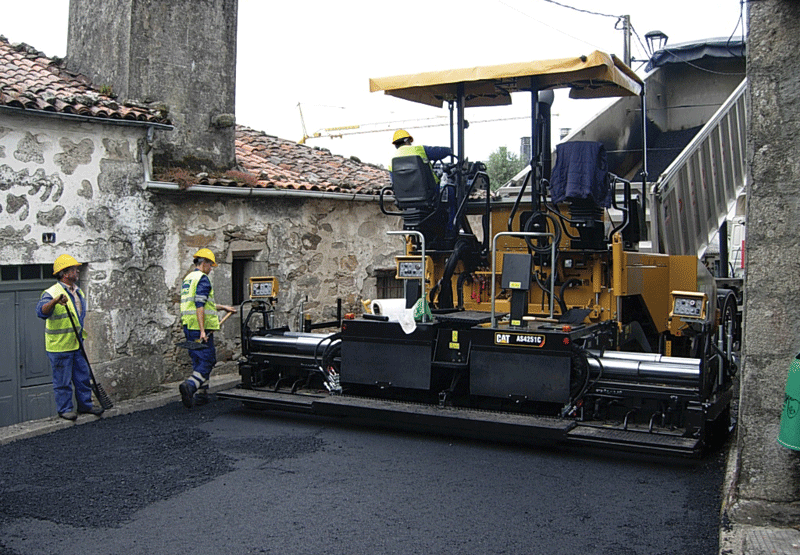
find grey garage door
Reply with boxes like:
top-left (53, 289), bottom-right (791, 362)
top-left (0, 266), bottom-right (56, 427)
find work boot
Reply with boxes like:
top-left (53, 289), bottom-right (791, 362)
top-left (179, 381), bottom-right (196, 409)
top-left (78, 406), bottom-right (104, 416)
top-left (59, 411), bottom-right (77, 421)
top-left (194, 390), bottom-right (211, 406)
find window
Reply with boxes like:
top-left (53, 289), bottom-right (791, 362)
top-left (230, 250), bottom-right (269, 305)
top-left (1, 264), bottom-right (51, 281)
top-left (375, 269), bottom-right (403, 299)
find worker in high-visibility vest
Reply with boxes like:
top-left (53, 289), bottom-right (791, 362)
top-left (388, 129), bottom-right (452, 183)
top-left (36, 254), bottom-right (103, 421)
top-left (178, 248), bottom-right (236, 409)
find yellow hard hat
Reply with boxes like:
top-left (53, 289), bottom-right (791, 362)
top-left (392, 129), bottom-right (413, 145)
top-left (193, 248), bottom-right (218, 267)
top-left (53, 254), bottom-right (81, 275)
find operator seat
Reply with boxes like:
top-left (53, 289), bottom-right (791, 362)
top-left (391, 155), bottom-right (439, 212)
top-left (390, 155), bottom-right (446, 242)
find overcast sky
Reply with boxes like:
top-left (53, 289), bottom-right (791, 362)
top-left (2, 0), bottom-right (746, 166)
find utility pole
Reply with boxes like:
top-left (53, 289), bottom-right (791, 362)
top-left (622, 14), bottom-right (632, 66)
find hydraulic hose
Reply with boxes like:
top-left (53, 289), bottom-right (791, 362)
top-left (561, 344), bottom-right (605, 417)
top-left (456, 271), bottom-right (473, 309)
top-left (558, 278), bottom-right (583, 315)
top-left (436, 239), bottom-right (471, 309)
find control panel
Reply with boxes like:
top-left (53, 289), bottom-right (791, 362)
top-left (249, 276), bottom-right (279, 300)
top-left (396, 256), bottom-right (432, 279)
top-left (669, 291), bottom-right (708, 321)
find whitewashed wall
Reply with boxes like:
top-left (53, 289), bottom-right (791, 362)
top-left (0, 110), bottom-right (402, 401)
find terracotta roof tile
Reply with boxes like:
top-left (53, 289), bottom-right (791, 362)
top-left (1, 35), bottom-right (388, 196)
top-left (0, 35), bottom-right (168, 124)
top-left (232, 125), bottom-right (390, 196)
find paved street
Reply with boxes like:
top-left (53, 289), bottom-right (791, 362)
top-left (0, 395), bottom-right (726, 555)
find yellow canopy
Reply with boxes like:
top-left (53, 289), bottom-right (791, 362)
top-left (369, 51), bottom-right (643, 108)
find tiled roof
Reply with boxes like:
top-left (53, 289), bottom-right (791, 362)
top-left (0, 35), bottom-right (168, 124)
top-left (0, 35), bottom-right (388, 196)
top-left (226, 125), bottom-right (390, 195)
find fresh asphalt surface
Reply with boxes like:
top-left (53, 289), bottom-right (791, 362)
top-left (0, 395), bottom-right (726, 555)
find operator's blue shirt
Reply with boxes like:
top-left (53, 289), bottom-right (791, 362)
top-left (420, 145), bottom-right (452, 162)
top-left (193, 274), bottom-right (212, 308)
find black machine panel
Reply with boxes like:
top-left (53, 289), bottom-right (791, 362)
top-left (470, 348), bottom-right (571, 403)
top-left (340, 319), bottom-right (436, 390)
top-left (468, 327), bottom-right (573, 403)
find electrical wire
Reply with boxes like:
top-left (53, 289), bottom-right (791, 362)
top-left (654, 47), bottom-right (746, 76)
top-left (539, 0), bottom-right (619, 18)
top-left (646, 0), bottom-right (747, 76)
top-left (495, 0), bottom-right (606, 50)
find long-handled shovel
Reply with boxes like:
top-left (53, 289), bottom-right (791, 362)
top-left (175, 310), bottom-right (234, 350)
top-left (65, 304), bottom-right (114, 410)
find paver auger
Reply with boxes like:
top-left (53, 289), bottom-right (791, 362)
top-left (220, 52), bottom-right (739, 456)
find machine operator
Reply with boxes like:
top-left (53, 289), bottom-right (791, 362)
top-left (388, 129), bottom-right (452, 183)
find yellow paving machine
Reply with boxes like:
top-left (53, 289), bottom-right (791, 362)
top-left (221, 52), bottom-right (739, 456)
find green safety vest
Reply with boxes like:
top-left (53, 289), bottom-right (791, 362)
top-left (389, 144), bottom-right (442, 184)
top-left (180, 270), bottom-right (220, 331)
top-left (42, 282), bottom-right (85, 353)
top-left (388, 144), bottom-right (429, 172)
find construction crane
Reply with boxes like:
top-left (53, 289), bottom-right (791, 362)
top-left (297, 101), bottom-right (530, 144)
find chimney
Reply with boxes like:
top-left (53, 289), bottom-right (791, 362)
top-left (66, 0), bottom-right (238, 171)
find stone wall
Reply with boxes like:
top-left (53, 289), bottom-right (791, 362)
top-left (0, 110), bottom-right (173, 400)
top-left (67, 0), bottom-right (238, 170)
top-left (153, 191), bottom-right (404, 385)
top-left (733, 0), bottom-right (800, 526)
top-left (1, 110), bottom-right (403, 404)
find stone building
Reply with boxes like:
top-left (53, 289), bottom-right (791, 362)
top-left (728, 0), bottom-right (800, 528)
top-left (0, 15), bottom-right (398, 426)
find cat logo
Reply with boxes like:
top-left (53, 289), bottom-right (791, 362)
top-left (494, 332), bottom-right (546, 347)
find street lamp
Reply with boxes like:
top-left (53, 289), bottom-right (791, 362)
top-left (645, 30), bottom-right (669, 55)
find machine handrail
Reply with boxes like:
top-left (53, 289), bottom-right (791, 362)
top-left (387, 230), bottom-right (428, 323)
top-left (491, 231), bottom-right (556, 327)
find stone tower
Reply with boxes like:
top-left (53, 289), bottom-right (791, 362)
top-left (66, 0), bottom-right (238, 171)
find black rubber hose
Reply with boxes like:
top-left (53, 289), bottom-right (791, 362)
top-left (524, 212), bottom-right (562, 255)
top-left (558, 278), bottom-right (582, 315)
top-left (456, 272), bottom-right (473, 309)
top-left (314, 332), bottom-right (342, 370)
top-left (437, 239), bottom-right (471, 309)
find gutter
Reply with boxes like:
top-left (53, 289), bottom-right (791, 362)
top-left (137, 132), bottom-right (383, 203)
top-left (0, 105), bottom-right (173, 131)
top-left (143, 177), bottom-right (382, 202)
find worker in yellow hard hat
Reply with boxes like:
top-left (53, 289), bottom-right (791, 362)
top-left (36, 254), bottom-right (103, 420)
top-left (388, 129), bottom-right (452, 183)
top-left (178, 248), bottom-right (236, 408)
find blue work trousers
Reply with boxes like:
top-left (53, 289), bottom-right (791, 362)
top-left (183, 327), bottom-right (217, 384)
top-left (48, 349), bottom-right (93, 414)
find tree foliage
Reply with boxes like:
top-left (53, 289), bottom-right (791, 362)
top-left (485, 146), bottom-right (527, 191)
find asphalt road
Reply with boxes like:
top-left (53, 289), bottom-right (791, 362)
top-left (0, 396), bottom-right (726, 555)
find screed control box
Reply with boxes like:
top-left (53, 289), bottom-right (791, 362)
top-left (669, 291), bottom-right (708, 321)
top-left (396, 256), bottom-right (432, 279)
top-left (249, 276), bottom-right (279, 299)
